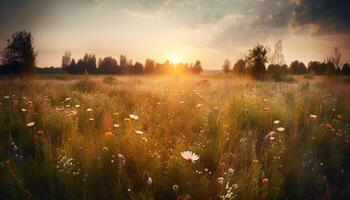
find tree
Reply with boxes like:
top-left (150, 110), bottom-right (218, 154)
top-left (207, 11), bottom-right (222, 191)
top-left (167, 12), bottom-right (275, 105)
top-left (67, 59), bottom-right (76, 74)
top-left (289, 60), bottom-right (307, 75)
top-left (191, 60), bottom-right (203, 74)
top-left (342, 63), bottom-right (350, 75)
top-left (246, 44), bottom-right (268, 78)
top-left (1, 30), bottom-right (36, 74)
top-left (61, 51), bottom-right (71, 72)
top-left (83, 54), bottom-right (97, 74)
top-left (328, 47), bottom-right (342, 71)
top-left (144, 59), bottom-right (155, 74)
top-left (269, 39), bottom-right (285, 66)
top-left (120, 54), bottom-right (128, 73)
top-left (131, 62), bottom-right (144, 74)
top-left (233, 59), bottom-right (246, 74)
top-left (222, 59), bottom-right (231, 74)
top-left (98, 56), bottom-right (119, 74)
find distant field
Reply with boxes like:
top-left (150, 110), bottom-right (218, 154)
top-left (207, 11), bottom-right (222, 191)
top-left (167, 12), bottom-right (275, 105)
top-left (0, 74), bottom-right (349, 199)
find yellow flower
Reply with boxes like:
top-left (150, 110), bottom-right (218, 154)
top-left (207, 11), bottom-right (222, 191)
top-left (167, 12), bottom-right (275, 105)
top-left (105, 132), bottom-right (113, 137)
top-left (252, 159), bottom-right (259, 164)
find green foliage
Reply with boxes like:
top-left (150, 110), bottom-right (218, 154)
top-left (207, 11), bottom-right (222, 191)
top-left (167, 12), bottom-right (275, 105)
top-left (246, 44), bottom-right (268, 79)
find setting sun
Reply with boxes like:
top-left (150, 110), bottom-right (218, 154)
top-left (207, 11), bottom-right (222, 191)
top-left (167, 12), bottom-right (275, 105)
top-left (167, 54), bottom-right (182, 64)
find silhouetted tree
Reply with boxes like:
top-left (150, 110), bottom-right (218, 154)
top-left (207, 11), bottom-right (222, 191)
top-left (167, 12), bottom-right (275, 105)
top-left (289, 60), bottom-right (307, 75)
top-left (120, 54), bottom-right (129, 73)
top-left (1, 30), bottom-right (36, 75)
top-left (144, 59), bottom-right (155, 74)
top-left (67, 59), bottom-right (76, 74)
top-left (246, 44), bottom-right (268, 78)
top-left (328, 47), bottom-right (342, 71)
top-left (98, 56), bottom-right (119, 74)
top-left (131, 62), bottom-right (144, 74)
top-left (342, 63), bottom-right (350, 75)
top-left (191, 60), bottom-right (203, 74)
top-left (222, 59), bottom-right (231, 74)
top-left (61, 51), bottom-right (71, 72)
top-left (83, 54), bottom-right (97, 74)
top-left (268, 39), bottom-right (285, 66)
top-left (233, 59), bottom-right (246, 74)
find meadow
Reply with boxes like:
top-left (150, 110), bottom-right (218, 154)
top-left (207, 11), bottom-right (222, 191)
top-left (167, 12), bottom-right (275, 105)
top-left (0, 74), bottom-right (349, 200)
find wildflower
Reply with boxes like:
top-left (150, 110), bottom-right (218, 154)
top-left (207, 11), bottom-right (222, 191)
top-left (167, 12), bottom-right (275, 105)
top-left (172, 184), bottom-right (179, 191)
top-left (263, 107), bottom-right (269, 111)
top-left (310, 114), bottom-right (317, 119)
top-left (26, 122), bottom-right (35, 127)
top-left (146, 177), bottom-right (152, 186)
top-left (324, 123), bottom-right (332, 129)
top-left (141, 137), bottom-right (148, 142)
top-left (4, 95), bottom-right (10, 99)
top-left (213, 106), bottom-right (218, 110)
top-left (217, 177), bottom-right (224, 184)
top-left (265, 131), bottom-right (276, 140)
top-left (127, 188), bottom-right (131, 192)
top-left (5, 160), bottom-right (11, 164)
top-left (117, 153), bottom-right (126, 167)
top-left (21, 108), bottom-right (27, 112)
top-left (179, 101), bottom-right (185, 104)
top-left (263, 98), bottom-right (268, 102)
top-left (105, 132), bottom-right (113, 137)
top-left (124, 118), bottom-right (130, 122)
top-left (228, 168), bottom-right (235, 175)
top-left (75, 105), bottom-right (80, 108)
top-left (273, 120), bottom-right (280, 125)
top-left (252, 159), bottom-right (259, 164)
top-left (64, 97), bottom-right (71, 102)
top-left (135, 130), bottom-right (144, 135)
top-left (113, 112), bottom-right (119, 116)
top-left (262, 178), bottom-right (269, 184)
top-left (103, 146), bottom-right (108, 151)
top-left (113, 123), bottom-right (120, 128)
top-left (196, 104), bottom-right (203, 108)
top-left (144, 173), bottom-right (153, 186)
top-left (129, 114), bottom-right (139, 120)
top-left (89, 118), bottom-right (94, 121)
top-left (86, 108), bottom-right (92, 112)
top-left (276, 127), bottom-right (285, 132)
top-left (181, 151), bottom-right (199, 163)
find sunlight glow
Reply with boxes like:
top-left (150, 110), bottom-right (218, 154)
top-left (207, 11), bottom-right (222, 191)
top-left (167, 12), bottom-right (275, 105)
top-left (167, 54), bottom-right (182, 64)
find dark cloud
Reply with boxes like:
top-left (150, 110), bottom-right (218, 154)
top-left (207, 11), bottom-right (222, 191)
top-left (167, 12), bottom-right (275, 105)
top-left (291, 0), bottom-right (350, 35)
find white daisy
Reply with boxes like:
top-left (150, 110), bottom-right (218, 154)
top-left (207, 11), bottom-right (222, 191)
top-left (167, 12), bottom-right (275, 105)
top-left (181, 151), bottom-right (199, 163)
top-left (273, 120), bottom-right (280, 125)
top-left (129, 114), bottom-right (139, 120)
top-left (135, 130), bottom-right (144, 135)
top-left (26, 122), bottom-right (35, 127)
top-left (310, 114), bottom-right (317, 119)
top-left (276, 127), bottom-right (285, 132)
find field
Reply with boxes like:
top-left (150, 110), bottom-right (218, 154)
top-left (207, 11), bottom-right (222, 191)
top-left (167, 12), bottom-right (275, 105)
top-left (0, 74), bottom-right (349, 200)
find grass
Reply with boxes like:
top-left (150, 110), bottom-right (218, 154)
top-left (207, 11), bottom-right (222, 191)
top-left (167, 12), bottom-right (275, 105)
top-left (0, 74), bottom-right (349, 200)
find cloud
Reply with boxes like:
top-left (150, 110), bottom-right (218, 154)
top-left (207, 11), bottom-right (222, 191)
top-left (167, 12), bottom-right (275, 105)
top-left (291, 0), bottom-right (350, 35)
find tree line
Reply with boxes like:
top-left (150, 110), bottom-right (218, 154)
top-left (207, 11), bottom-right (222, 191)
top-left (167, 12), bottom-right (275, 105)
top-left (61, 52), bottom-right (203, 75)
top-left (222, 40), bottom-right (350, 78)
top-left (0, 31), bottom-right (203, 75)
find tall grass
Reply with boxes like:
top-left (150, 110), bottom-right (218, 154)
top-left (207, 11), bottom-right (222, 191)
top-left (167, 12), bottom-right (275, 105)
top-left (0, 75), bottom-right (349, 199)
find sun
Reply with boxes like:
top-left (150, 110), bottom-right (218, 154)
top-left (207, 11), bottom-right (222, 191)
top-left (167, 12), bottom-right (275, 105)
top-left (167, 54), bottom-right (182, 64)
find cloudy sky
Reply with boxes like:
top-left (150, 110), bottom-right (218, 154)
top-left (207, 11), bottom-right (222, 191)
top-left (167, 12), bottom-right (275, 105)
top-left (0, 0), bottom-right (349, 69)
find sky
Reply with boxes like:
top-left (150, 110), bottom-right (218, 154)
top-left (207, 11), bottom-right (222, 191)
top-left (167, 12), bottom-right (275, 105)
top-left (0, 0), bottom-right (349, 69)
